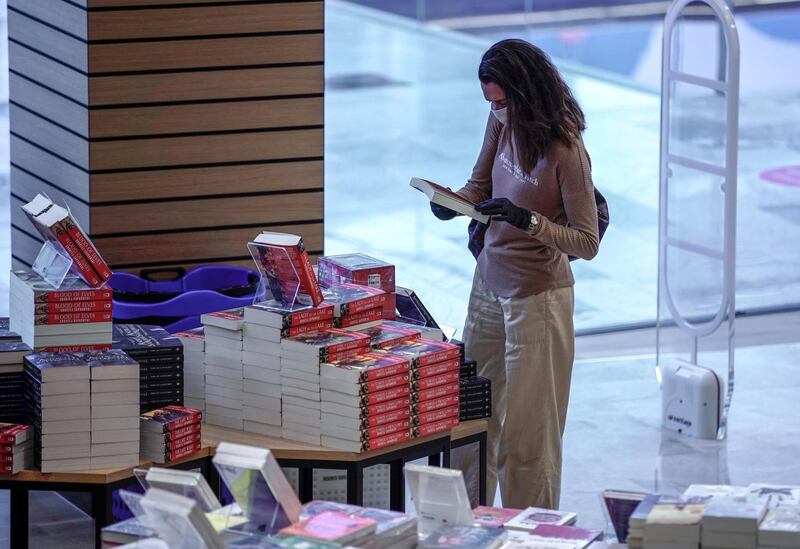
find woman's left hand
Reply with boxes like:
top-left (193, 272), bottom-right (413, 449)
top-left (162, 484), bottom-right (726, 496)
top-left (476, 198), bottom-right (532, 229)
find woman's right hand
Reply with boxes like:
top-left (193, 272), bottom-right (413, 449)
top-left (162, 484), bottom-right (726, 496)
top-left (430, 202), bottom-right (458, 220)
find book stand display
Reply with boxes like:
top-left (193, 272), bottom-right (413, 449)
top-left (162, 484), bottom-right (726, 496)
top-left (31, 240), bottom-right (75, 290)
top-left (247, 241), bottom-right (301, 309)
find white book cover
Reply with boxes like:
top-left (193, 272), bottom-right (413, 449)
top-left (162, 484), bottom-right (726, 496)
top-left (92, 428), bottom-right (139, 444)
top-left (37, 418), bottom-right (92, 435)
top-left (747, 483), bottom-right (800, 508)
top-left (282, 385), bottom-right (321, 401)
top-left (280, 376), bottom-right (320, 392)
top-left (283, 403), bottom-right (321, 420)
top-left (41, 431), bottom-right (91, 447)
top-left (242, 381), bottom-right (282, 400)
top-left (40, 444), bottom-right (91, 460)
top-left (280, 413), bottom-right (320, 430)
top-left (92, 417), bottom-right (140, 431)
top-left (34, 379), bottom-right (88, 396)
top-left (758, 506), bottom-right (800, 547)
top-left (242, 407), bottom-right (281, 427)
top-left (242, 323), bottom-right (280, 344)
top-left (409, 177), bottom-right (490, 223)
top-left (91, 440), bottom-right (140, 457)
top-left (205, 335), bottom-right (244, 351)
top-left (37, 405), bottom-right (90, 422)
top-left (242, 338), bottom-right (282, 358)
top-left (404, 463), bottom-right (473, 537)
top-left (242, 365), bottom-right (279, 384)
top-left (204, 351), bottom-right (243, 370)
top-left (205, 384), bottom-right (244, 401)
top-left (241, 350), bottom-right (281, 370)
top-left (204, 326), bottom-right (244, 342)
top-left (92, 403), bottom-right (139, 419)
top-left (204, 413), bottom-right (243, 430)
top-left (37, 392), bottom-right (89, 408)
top-left (684, 484), bottom-right (748, 499)
top-left (40, 457), bottom-right (92, 473)
top-left (702, 495), bottom-right (767, 533)
top-left (280, 356), bottom-right (322, 373)
top-left (504, 507), bottom-right (578, 531)
top-left (321, 401), bottom-right (364, 419)
top-left (280, 367), bottom-right (321, 384)
top-left (206, 371), bottom-right (243, 387)
top-left (91, 391), bottom-right (139, 406)
top-left (242, 420), bottom-right (283, 438)
top-left (205, 404), bottom-right (244, 420)
top-left (206, 393), bottom-right (243, 411)
top-left (320, 413), bottom-right (361, 431)
top-left (91, 378), bottom-right (140, 393)
top-left (242, 392), bottom-right (282, 412)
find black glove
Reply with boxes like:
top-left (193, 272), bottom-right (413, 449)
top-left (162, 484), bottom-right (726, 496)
top-left (430, 202), bottom-right (458, 221)
top-left (476, 198), bottom-right (531, 230)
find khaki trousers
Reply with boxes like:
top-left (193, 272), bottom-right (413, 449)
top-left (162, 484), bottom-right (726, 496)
top-left (452, 269), bottom-right (575, 510)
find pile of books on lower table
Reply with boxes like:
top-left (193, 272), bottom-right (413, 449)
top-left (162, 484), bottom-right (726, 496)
top-left (620, 483), bottom-right (800, 549)
top-left (0, 423), bottom-right (33, 474)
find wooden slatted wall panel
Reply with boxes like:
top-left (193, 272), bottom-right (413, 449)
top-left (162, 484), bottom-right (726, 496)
top-left (9, 0), bottom-right (325, 273)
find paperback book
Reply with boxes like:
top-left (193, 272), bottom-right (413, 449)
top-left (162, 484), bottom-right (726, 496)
top-left (322, 283), bottom-right (389, 317)
top-left (249, 231), bottom-right (324, 307)
top-left (317, 253), bottom-right (396, 293)
top-left (381, 339), bottom-right (460, 368)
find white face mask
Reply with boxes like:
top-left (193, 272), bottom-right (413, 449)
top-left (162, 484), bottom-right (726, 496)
top-left (491, 106), bottom-right (508, 125)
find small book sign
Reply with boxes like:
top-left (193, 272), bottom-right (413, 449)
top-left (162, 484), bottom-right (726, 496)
top-left (409, 178), bottom-right (489, 224)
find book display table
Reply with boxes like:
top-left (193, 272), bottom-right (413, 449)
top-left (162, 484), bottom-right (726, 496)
top-left (0, 448), bottom-right (213, 549)
top-left (0, 420), bottom-right (487, 549)
top-left (203, 419), bottom-right (489, 512)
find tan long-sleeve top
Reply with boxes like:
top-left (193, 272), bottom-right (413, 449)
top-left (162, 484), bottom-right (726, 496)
top-left (456, 114), bottom-right (599, 298)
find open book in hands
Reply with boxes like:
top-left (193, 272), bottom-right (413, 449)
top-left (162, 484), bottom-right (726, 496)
top-left (409, 178), bottom-right (489, 224)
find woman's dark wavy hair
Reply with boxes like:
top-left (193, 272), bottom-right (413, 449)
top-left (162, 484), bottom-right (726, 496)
top-left (479, 39), bottom-right (586, 174)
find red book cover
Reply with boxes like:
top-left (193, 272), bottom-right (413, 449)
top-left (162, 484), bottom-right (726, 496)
top-left (365, 383), bottom-right (410, 406)
top-left (282, 303), bottom-right (335, 327)
top-left (141, 405), bottom-right (202, 432)
top-left (162, 422), bottom-right (201, 442)
top-left (53, 222), bottom-right (102, 287)
top-left (251, 232), bottom-right (323, 306)
top-left (334, 306), bottom-right (383, 329)
top-left (161, 440), bottom-right (202, 462)
top-left (415, 405), bottom-right (460, 426)
top-left (152, 431), bottom-right (202, 451)
top-left (359, 324), bottom-right (422, 349)
top-left (323, 283), bottom-right (388, 317)
top-left (412, 370), bottom-right (460, 392)
top-left (33, 311), bottom-right (113, 325)
top-left (361, 372), bottom-right (410, 396)
top-left (362, 406), bottom-right (411, 429)
top-left (317, 253), bottom-right (396, 293)
top-left (0, 424), bottom-right (31, 445)
top-left (285, 318), bottom-right (334, 338)
top-left (382, 293), bottom-right (397, 320)
top-left (365, 417), bottom-right (411, 440)
top-left (0, 443), bottom-right (16, 454)
top-left (32, 301), bottom-right (112, 314)
top-left (414, 358), bottom-right (460, 380)
top-left (472, 506), bottom-right (524, 528)
top-left (280, 511), bottom-right (376, 542)
top-left (415, 382), bottom-right (460, 404)
top-left (326, 351), bottom-right (411, 383)
top-left (382, 339), bottom-right (461, 367)
top-left (412, 416), bottom-right (459, 438)
top-left (362, 429), bottom-right (411, 451)
top-left (360, 395), bottom-right (412, 417)
top-left (61, 217), bottom-right (112, 282)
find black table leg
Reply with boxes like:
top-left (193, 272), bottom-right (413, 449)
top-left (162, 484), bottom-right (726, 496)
top-left (427, 453), bottom-right (441, 467)
top-left (10, 486), bottom-right (29, 549)
top-left (205, 457), bottom-right (221, 500)
top-left (92, 485), bottom-right (114, 549)
top-left (298, 468), bottom-right (314, 503)
top-left (478, 432), bottom-right (487, 506)
top-left (442, 443), bottom-right (451, 467)
top-left (345, 463), bottom-right (363, 506)
top-left (389, 459), bottom-right (405, 511)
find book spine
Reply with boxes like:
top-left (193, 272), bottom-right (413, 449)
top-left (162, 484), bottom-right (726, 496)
top-left (365, 383), bottom-right (410, 406)
top-left (284, 306), bottom-right (334, 328)
top-left (361, 373), bottom-right (410, 395)
top-left (414, 358), bottom-right (461, 380)
top-left (0, 453), bottom-right (15, 463)
top-left (32, 301), bottom-right (113, 314)
top-left (416, 347), bottom-right (461, 368)
top-left (412, 370), bottom-right (460, 392)
top-left (373, 332), bottom-right (421, 349)
top-left (61, 217), bottom-right (112, 282)
top-left (362, 360), bottom-right (409, 382)
top-left (412, 392), bottom-right (460, 414)
top-left (151, 413), bottom-right (202, 433)
top-left (412, 416), bottom-right (458, 438)
top-left (360, 396), bottom-right (412, 417)
top-left (340, 294), bottom-right (387, 317)
top-left (334, 307), bottom-right (383, 329)
top-left (366, 417), bottom-right (411, 440)
top-left (415, 405), bottom-right (460, 426)
top-left (284, 318), bottom-right (333, 338)
top-left (52, 222), bottom-right (102, 287)
top-left (321, 339), bottom-right (370, 360)
top-left (416, 382), bottom-right (460, 403)
top-left (40, 344), bottom-right (112, 352)
top-left (362, 407), bottom-right (411, 428)
top-left (351, 266), bottom-right (396, 293)
top-left (33, 311), bottom-right (113, 325)
top-left (33, 288), bottom-right (113, 304)
top-left (0, 443), bottom-right (15, 454)
top-left (362, 429), bottom-right (410, 451)
top-left (161, 440), bottom-right (202, 462)
top-left (295, 241), bottom-right (324, 306)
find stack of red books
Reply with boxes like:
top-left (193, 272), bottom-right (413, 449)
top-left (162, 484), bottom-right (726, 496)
top-left (140, 405), bottom-right (203, 463)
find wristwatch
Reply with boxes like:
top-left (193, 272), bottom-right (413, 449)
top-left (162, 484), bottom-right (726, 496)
top-left (525, 212), bottom-right (540, 235)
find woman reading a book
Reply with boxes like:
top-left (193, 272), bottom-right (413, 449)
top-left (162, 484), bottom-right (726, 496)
top-left (433, 39), bottom-right (599, 510)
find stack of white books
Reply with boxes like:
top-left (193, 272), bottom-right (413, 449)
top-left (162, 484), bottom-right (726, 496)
top-left (201, 309), bottom-right (245, 430)
top-left (175, 328), bottom-right (205, 412)
top-left (701, 495), bottom-right (768, 549)
top-left (758, 505), bottom-right (800, 549)
top-left (280, 328), bottom-right (371, 445)
top-left (88, 350), bottom-right (141, 469)
top-left (10, 270), bottom-right (113, 350)
top-left (24, 352), bottom-right (91, 472)
top-left (241, 300), bottom-right (334, 437)
top-left (140, 488), bottom-right (226, 549)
